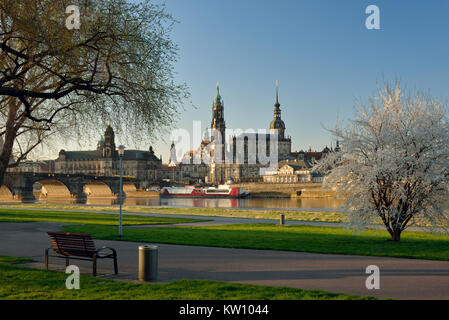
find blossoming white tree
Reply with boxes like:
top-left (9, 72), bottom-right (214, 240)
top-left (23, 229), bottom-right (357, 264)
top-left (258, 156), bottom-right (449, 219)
top-left (314, 82), bottom-right (449, 241)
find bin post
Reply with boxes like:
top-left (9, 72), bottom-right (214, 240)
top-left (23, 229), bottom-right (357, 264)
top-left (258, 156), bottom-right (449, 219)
top-left (280, 214), bottom-right (285, 226)
top-left (138, 245), bottom-right (158, 282)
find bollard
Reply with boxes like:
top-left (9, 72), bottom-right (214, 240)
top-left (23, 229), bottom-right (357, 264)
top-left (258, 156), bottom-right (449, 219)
top-left (280, 214), bottom-right (285, 226)
top-left (138, 245), bottom-right (158, 282)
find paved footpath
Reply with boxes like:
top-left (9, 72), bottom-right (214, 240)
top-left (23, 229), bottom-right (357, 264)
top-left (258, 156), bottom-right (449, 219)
top-left (1, 222), bottom-right (449, 300)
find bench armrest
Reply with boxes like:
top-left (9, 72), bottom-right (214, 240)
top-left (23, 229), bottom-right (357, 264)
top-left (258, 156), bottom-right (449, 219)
top-left (96, 246), bottom-right (117, 256)
top-left (46, 246), bottom-right (56, 254)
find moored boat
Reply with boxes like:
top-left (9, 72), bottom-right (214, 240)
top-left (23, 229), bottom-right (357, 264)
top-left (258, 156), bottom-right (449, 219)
top-left (160, 185), bottom-right (249, 198)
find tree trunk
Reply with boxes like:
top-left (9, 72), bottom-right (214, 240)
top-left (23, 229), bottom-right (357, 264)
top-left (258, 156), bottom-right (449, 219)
top-left (0, 101), bottom-right (19, 186)
top-left (392, 228), bottom-right (401, 242)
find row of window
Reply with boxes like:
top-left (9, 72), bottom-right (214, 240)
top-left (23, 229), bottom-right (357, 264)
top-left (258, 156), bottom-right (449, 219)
top-left (264, 176), bottom-right (308, 183)
top-left (58, 169), bottom-right (137, 176)
top-left (264, 176), bottom-right (324, 183)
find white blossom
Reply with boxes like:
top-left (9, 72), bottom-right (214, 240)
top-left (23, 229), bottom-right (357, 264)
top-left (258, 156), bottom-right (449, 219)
top-left (314, 82), bottom-right (449, 241)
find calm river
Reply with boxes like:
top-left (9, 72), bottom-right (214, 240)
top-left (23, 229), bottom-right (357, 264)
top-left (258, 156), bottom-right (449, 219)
top-left (35, 197), bottom-right (344, 211)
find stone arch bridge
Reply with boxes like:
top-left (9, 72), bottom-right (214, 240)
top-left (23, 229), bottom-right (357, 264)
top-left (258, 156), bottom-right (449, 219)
top-left (1, 172), bottom-right (138, 201)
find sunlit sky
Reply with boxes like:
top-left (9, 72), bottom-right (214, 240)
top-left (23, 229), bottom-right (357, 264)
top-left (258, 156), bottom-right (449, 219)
top-left (39, 0), bottom-right (449, 163)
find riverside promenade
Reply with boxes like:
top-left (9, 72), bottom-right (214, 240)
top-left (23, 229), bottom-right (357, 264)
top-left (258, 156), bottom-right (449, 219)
top-left (1, 221), bottom-right (449, 300)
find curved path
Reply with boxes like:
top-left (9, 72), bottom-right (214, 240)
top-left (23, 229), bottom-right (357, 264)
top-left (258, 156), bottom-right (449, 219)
top-left (1, 222), bottom-right (449, 300)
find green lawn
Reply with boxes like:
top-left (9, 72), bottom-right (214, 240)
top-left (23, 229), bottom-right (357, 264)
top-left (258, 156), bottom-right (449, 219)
top-left (4, 204), bottom-right (346, 223)
top-left (64, 223), bottom-right (449, 261)
top-left (0, 208), bottom-right (208, 225)
top-left (3, 204), bottom-right (440, 228)
top-left (0, 256), bottom-right (374, 300)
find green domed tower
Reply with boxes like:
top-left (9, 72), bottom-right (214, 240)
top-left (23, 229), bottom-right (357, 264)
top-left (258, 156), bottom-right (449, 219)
top-left (211, 82), bottom-right (226, 143)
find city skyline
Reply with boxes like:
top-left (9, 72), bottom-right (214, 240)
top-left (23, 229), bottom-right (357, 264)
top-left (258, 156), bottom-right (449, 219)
top-left (1, 0), bottom-right (449, 304)
top-left (34, 0), bottom-right (449, 162)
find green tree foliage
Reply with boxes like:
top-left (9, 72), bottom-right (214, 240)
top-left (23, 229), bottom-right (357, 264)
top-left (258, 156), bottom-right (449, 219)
top-left (0, 0), bottom-right (188, 183)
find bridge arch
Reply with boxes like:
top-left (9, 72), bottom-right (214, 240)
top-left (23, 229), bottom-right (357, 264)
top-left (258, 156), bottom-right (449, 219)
top-left (2, 172), bottom-right (139, 202)
top-left (0, 185), bottom-right (15, 202)
top-left (123, 182), bottom-right (137, 193)
top-left (84, 181), bottom-right (114, 198)
top-left (34, 180), bottom-right (71, 199)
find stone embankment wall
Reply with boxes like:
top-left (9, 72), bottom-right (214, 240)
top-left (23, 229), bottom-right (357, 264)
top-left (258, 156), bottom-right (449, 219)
top-left (233, 182), bottom-right (337, 198)
top-left (126, 190), bottom-right (159, 198)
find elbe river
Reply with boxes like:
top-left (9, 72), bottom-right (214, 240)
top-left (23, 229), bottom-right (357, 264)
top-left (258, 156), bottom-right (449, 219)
top-left (35, 197), bottom-right (344, 211)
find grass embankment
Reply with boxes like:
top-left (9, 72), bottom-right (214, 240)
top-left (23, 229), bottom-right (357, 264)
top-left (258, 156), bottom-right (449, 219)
top-left (64, 223), bottom-right (449, 261)
top-left (3, 203), bottom-right (345, 223)
top-left (0, 208), bottom-right (208, 225)
top-left (0, 256), bottom-right (374, 300)
top-left (5, 204), bottom-right (438, 228)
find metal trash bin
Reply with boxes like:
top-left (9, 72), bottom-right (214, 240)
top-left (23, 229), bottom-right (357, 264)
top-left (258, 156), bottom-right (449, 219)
top-left (138, 245), bottom-right (158, 282)
top-left (280, 214), bottom-right (285, 225)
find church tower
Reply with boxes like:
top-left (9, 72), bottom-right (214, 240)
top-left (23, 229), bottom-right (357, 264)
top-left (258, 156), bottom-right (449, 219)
top-left (211, 82), bottom-right (226, 143)
top-left (168, 141), bottom-right (177, 166)
top-left (102, 124), bottom-right (117, 158)
top-left (269, 81), bottom-right (291, 160)
top-left (209, 83), bottom-right (227, 183)
top-left (270, 81), bottom-right (286, 139)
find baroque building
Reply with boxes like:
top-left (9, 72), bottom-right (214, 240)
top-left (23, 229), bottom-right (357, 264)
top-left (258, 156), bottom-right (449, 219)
top-left (262, 160), bottom-right (324, 183)
top-left (208, 82), bottom-right (293, 184)
top-left (54, 125), bottom-right (162, 187)
top-left (173, 82), bottom-right (336, 185)
top-left (158, 142), bottom-right (209, 184)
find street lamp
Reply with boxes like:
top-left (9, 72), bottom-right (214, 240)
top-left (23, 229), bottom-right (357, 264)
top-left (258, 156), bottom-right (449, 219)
top-left (118, 145), bottom-right (126, 237)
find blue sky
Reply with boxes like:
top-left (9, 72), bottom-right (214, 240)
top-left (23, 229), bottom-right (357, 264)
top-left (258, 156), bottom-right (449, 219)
top-left (45, 0), bottom-right (449, 162)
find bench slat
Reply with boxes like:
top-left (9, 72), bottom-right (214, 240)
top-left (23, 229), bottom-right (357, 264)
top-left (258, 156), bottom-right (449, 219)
top-left (48, 232), bottom-right (98, 257)
top-left (50, 239), bottom-right (95, 248)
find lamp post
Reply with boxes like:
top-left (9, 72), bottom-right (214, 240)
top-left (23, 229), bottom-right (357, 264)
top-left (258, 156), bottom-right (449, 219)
top-left (118, 145), bottom-right (126, 237)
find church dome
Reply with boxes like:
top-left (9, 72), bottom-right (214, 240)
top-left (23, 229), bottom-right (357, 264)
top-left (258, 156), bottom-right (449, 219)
top-left (270, 118), bottom-right (285, 130)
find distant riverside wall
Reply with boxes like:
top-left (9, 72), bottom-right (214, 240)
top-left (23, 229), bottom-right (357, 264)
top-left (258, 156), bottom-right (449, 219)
top-left (233, 182), bottom-right (338, 198)
top-left (126, 190), bottom-right (159, 198)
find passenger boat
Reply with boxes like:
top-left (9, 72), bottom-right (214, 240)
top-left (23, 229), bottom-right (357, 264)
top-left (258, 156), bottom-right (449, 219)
top-left (160, 185), bottom-right (250, 198)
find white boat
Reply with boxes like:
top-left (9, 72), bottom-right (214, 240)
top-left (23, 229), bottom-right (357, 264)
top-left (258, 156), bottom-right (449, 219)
top-left (160, 185), bottom-right (250, 198)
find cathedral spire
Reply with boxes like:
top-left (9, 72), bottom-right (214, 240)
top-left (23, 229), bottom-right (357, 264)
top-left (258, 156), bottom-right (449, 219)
top-left (275, 80), bottom-right (279, 106)
top-left (270, 80), bottom-right (286, 139)
top-left (211, 82), bottom-right (226, 146)
top-left (273, 80), bottom-right (281, 119)
top-left (215, 82), bottom-right (221, 102)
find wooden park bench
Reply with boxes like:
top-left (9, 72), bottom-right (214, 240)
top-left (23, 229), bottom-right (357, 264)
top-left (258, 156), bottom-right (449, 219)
top-left (45, 232), bottom-right (118, 277)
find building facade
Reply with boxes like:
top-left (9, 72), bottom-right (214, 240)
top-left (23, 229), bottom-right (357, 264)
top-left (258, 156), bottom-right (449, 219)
top-left (157, 142), bottom-right (209, 184)
top-left (54, 125), bottom-right (162, 187)
top-left (263, 160), bottom-right (324, 183)
top-left (170, 82), bottom-right (337, 185)
top-left (208, 83), bottom-right (294, 184)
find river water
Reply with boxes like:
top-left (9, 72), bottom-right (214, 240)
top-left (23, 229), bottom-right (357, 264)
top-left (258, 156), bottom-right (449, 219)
top-left (35, 197), bottom-right (344, 211)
